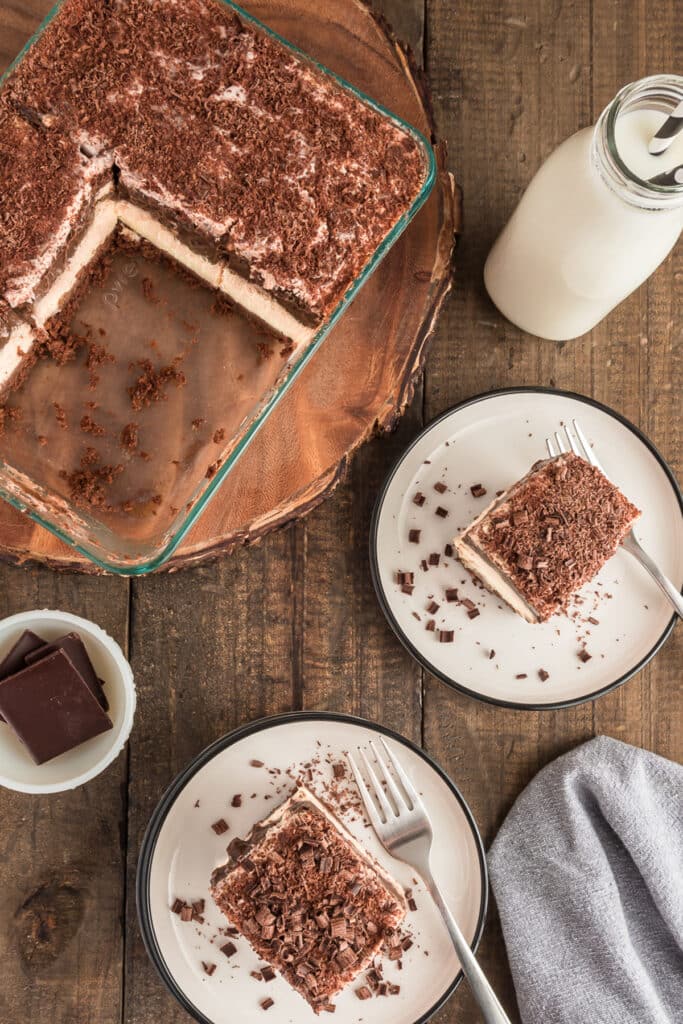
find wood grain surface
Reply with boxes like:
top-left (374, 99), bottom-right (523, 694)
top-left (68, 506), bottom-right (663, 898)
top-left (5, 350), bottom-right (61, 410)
top-left (0, 2), bottom-right (681, 1024)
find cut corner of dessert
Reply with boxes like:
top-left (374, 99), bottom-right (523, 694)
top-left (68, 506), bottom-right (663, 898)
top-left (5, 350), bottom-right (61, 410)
top-left (0, 0), bottom-right (429, 565)
top-left (454, 451), bottom-right (641, 624)
top-left (209, 781), bottom-right (408, 1013)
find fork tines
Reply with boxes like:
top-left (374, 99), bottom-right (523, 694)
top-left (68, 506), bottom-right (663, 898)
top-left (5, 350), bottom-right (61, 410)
top-left (545, 419), bottom-right (602, 473)
top-left (347, 736), bottom-right (418, 827)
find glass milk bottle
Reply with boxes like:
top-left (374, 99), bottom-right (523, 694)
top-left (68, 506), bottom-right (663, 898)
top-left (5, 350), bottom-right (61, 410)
top-left (484, 75), bottom-right (683, 341)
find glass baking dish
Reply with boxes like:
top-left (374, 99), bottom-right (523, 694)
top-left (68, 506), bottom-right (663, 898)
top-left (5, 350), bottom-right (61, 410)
top-left (0, 0), bottom-right (435, 574)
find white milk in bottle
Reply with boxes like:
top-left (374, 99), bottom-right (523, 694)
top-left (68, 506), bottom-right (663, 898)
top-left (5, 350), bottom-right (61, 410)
top-left (484, 75), bottom-right (683, 341)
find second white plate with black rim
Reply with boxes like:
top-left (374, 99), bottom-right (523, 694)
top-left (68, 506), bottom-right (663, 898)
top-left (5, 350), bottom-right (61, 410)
top-left (137, 712), bottom-right (487, 1024)
top-left (370, 387), bottom-right (682, 710)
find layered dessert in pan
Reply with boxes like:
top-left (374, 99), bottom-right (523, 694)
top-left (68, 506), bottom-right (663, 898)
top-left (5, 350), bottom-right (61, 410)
top-left (454, 453), bottom-right (641, 622)
top-left (0, 0), bottom-right (427, 547)
top-left (210, 784), bottom-right (407, 1013)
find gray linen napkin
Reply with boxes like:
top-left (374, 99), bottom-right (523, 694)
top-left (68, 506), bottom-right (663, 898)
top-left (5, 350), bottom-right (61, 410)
top-left (488, 735), bottom-right (683, 1024)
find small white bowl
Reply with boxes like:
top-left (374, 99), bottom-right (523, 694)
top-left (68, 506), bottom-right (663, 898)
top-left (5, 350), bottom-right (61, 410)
top-left (0, 609), bottom-right (135, 794)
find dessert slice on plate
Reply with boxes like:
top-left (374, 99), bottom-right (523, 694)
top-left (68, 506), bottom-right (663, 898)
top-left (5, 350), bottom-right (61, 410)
top-left (210, 784), bottom-right (407, 1013)
top-left (454, 452), bottom-right (641, 623)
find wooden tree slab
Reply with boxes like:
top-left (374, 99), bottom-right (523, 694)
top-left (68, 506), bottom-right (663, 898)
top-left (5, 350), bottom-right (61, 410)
top-left (0, 0), bottom-right (458, 573)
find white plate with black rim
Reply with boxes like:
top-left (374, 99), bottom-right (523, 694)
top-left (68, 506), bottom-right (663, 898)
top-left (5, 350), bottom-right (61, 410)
top-left (370, 388), bottom-right (682, 710)
top-left (137, 712), bottom-right (487, 1024)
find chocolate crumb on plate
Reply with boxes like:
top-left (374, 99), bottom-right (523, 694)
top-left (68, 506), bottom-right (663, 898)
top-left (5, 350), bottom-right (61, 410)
top-left (202, 962), bottom-right (216, 976)
top-left (250, 759), bottom-right (265, 767)
top-left (578, 649), bottom-right (592, 663)
top-left (538, 669), bottom-right (550, 681)
top-left (445, 588), bottom-right (459, 602)
top-left (180, 906), bottom-right (193, 922)
top-left (231, 794), bottom-right (242, 808)
top-left (426, 601), bottom-right (440, 614)
top-left (467, 608), bottom-right (481, 620)
top-left (212, 818), bottom-right (229, 835)
top-left (439, 630), bottom-right (454, 643)
top-left (435, 506), bottom-right (449, 518)
top-left (171, 898), bottom-right (185, 915)
top-left (470, 483), bottom-right (487, 498)
top-left (428, 553), bottom-right (440, 566)
top-left (434, 481), bottom-right (447, 493)
top-left (221, 941), bottom-right (237, 958)
top-left (412, 492), bottom-right (426, 507)
top-left (425, 619), bottom-right (436, 632)
top-left (260, 998), bottom-right (274, 1011)
top-left (408, 529), bottom-right (421, 543)
top-left (515, 673), bottom-right (528, 680)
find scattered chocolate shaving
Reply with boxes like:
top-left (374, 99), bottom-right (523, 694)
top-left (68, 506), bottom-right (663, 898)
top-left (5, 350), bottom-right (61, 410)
top-left (439, 630), bottom-right (454, 643)
top-left (467, 608), bottom-right (480, 620)
top-left (434, 482), bottom-right (447, 493)
top-left (221, 942), bottom-right (237, 958)
top-left (538, 669), bottom-right (550, 681)
top-left (428, 553), bottom-right (440, 566)
top-left (408, 529), bottom-right (421, 543)
top-left (250, 759), bottom-right (265, 767)
top-left (202, 962), bottom-right (216, 976)
top-left (470, 484), bottom-right (487, 498)
top-left (578, 649), bottom-right (592, 663)
top-left (231, 794), bottom-right (242, 808)
top-left (445, 589), bottom-right (459, 602)
top-left (426, 601), bottom-right (440, 614)
top-left (412, 493), bottom-right (426, 507)
top-left (435, 506), bottom-right (449, 518)
top-left (260, 998), bottom-right (274, 1011)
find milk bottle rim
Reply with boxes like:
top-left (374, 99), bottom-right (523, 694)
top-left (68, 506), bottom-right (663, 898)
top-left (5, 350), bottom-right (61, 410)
top-left (593, 74), bottom-right (683, 211)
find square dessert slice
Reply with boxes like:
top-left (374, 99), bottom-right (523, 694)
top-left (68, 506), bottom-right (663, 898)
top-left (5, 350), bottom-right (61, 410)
top-left (210, 784), bottom-right (406, 1013)
top-left (454, 453), bottom-right (641, 623)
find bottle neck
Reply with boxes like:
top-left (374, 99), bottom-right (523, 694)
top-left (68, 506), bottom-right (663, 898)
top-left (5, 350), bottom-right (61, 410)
top-left (591, 75), bottom-right (683, 212)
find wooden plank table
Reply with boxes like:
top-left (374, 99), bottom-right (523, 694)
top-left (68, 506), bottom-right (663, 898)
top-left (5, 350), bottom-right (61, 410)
top-left (0, 2), bottom-right (680, 1022)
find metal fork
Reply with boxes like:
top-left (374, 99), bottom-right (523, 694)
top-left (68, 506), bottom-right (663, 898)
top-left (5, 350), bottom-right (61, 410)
top-left (348, 738), bottom-right (511, 1024)
top-left (546, 420), bottom-right (682, 619)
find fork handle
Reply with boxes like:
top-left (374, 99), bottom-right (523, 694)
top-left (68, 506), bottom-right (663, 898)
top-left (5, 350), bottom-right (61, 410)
top-left (622, 533), bottom-right (683, 619)
top-left (424, 868), bottom-right (512, 1024)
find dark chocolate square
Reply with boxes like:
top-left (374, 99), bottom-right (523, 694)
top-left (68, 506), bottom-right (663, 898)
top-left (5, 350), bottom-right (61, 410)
top-left (25, 632), bottom-right (108, 711)
top-left (0, 649), bottom-right (112, 764)
top-left (0, 629), bottom-right (46, 722)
